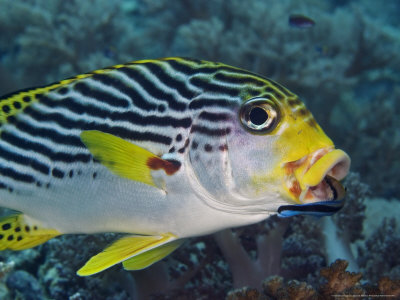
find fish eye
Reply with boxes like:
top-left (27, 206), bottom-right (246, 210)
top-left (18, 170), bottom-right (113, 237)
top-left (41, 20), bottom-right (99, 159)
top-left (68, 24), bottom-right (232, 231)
top-left (240, 98), bottom-right (280, 134)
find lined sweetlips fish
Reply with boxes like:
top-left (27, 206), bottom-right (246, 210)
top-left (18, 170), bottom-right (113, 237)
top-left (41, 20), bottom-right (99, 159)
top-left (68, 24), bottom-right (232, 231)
top-left (0, 57), bottom-right (350, 275)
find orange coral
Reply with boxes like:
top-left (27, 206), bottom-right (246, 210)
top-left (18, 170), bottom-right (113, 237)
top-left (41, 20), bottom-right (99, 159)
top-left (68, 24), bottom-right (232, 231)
top-left (319, 259), bottom-right (363, 296)
top-left (232, 260), bottom-right (400, 299)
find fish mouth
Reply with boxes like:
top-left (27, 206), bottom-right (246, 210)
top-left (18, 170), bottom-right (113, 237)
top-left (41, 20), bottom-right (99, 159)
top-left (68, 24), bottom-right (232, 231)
top-left (284, 148), bottom-right (351, 204)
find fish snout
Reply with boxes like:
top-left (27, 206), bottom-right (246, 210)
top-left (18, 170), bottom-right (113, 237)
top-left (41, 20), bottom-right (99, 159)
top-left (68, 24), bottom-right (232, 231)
top-left (284, 148), bottom-right (350, 203)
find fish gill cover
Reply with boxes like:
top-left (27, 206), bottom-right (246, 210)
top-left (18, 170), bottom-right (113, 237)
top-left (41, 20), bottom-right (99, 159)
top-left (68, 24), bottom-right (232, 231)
top-left (0, 0), bottom-right (399, 299)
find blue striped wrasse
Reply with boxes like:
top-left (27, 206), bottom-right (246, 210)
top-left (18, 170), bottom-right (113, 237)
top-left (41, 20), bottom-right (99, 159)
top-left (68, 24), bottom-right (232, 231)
top-left (0, 57), bottom-right (350, 275)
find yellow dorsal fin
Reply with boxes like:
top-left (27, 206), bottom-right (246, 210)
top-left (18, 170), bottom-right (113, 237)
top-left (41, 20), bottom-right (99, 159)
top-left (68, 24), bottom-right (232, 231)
top-left (80, 130), bottom-right (181, 187)
top-left (0, 214), bottom-right (60, 251)
top-left (122, 239), bottom-right (184, 271)
top-left (77, 233), bottom-right (177, 276)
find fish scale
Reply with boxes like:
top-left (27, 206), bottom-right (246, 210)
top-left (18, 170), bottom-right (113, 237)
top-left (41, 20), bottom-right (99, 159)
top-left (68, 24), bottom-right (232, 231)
top-left (0, 58), bottom-right (289, 192)
top-left (0, 57), bottom-right (349, 276)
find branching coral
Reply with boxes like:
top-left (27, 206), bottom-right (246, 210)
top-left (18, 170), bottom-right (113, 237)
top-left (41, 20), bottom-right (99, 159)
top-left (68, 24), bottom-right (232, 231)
top-left (228, 260), bottom-right (400, 300)
top-left (0, 0), bottom-right (133, 92)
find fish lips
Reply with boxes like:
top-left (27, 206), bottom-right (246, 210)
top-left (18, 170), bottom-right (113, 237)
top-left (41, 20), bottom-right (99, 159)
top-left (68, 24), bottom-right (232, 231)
top-left (284, 148), bottom-right (351, 206)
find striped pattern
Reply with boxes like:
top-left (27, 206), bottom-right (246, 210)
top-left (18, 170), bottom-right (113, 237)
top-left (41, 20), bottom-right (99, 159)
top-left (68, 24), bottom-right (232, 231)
top-left (0, 57), bottom-right (305, 192)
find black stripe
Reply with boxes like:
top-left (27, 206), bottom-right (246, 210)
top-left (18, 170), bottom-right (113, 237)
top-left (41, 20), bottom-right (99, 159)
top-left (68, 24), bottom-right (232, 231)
top-left (91, 73), bottom-right (158, 111)
top-left (37, 94), bottom-right (108, 118)
top-left (164, 60), bottom-right (199, 76)
top-left (268, 81), bottom-right (292, 97)
top-left (277, 204), bottom-right (342, 214)
top-left (32, 96), bottom-right (192, 129)
top-left (74, 82), bottom-right (129, 108)
top-left (0, 164), bottom-right (35, 184)
top-left (190, 125), bottom-right (231, 137)
top-left (140, 63), bottom-right (198, 100)
top-left (189, 77), bottom-right (239, 97)
top-left (118, 67), bottom-right (187, 111)
top-left (198, 111), bottom-right (231, 122)
top-left (1, 131), bottom-right (91, 163)
top-left (214, 72), bottom-right (265, 87)
top-left (23, 107), bottom-right (173, 145)
top-left (7, 115), bottom-right (83, 147)
top-left (166, 60), bottom-right (252, 77)
top-left (0, 142), bottom-right (50, 175)
top-left (264, 87), bottom-right (284, 100)
top-left (189, 98), bottom-right (235, 110)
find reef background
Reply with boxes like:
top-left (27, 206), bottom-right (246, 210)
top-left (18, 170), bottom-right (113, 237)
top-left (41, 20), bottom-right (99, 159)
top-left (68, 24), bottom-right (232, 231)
top-left (0, 0), bottom-right (399, 299)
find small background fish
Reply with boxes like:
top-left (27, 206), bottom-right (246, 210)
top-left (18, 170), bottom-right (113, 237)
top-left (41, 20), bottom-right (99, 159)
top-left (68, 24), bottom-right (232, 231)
top-left (288, 14), bottom-right (316, 28)
top-left (0, 0), bottom-right (399, 299)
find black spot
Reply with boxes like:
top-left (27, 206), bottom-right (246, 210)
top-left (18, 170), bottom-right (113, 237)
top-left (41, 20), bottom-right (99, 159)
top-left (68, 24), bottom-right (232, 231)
top-left (0, 234), bottom-right (3, 239)
top-left (2, 105), bottom-right (10, 113)
top-left (184, 139), bottom-right (190, 148)
top-left (2, 223), bottom-right (11, 230)
top-left (33, 226), bottom-right (38, 231)
top-left (58, 87), bottom-right (68, 95)
top-left (169, 147), bottom-right (175, 153)
top-left (298, 108), bottom-right (308, 116)
top-left (307, 118), bottom-right (318, 128)
top-left (13, 102), bottom-right (22, 109)
top-left (15, 227), bottom-right (21, 232)
top-left (204, 144), bottom-right (213, 152)
top-left (158, 105), bottom-right (166, 112)
top-left (7, 235), bottom-right (13, 241)
top-left (219, 144), bottom-right (228, 151)
top-left (52, 168), bottom-right (65, 179)
top-left (8, 187), bottom-right (13, 193)
top-left (191, 141), bottom-right (198, 150)
top-left (46, 183), bottom-right (51, 189)
top-left (23, 96), bottom-right (31, 103)
top-left (69, 170), bottom-right (74, 178)
top-left (176, 134), bottom-right (182, 142)
top-left (178, 147), bottom-right (185, 154)
top-left (288, 97), bottom-right (301, 106)
top-left (25, 226), bottom-right (30, 232)
top-left (36, 182), bottom-right (42, 187)
top-left (92, 172), bottom-right (97, 179)
top-left (17, 236), bottom-right (23, 241)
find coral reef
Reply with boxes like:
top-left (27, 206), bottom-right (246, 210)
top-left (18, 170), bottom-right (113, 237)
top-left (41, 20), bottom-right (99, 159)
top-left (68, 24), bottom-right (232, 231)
top-left (0, 0), bottom-right (399, 298)
top-left (228, 260), bottom-right (400, 300)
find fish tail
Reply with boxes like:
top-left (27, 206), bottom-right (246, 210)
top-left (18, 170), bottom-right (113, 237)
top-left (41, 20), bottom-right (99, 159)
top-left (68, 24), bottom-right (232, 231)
top-left (0, 214), bottom-right (60, 250)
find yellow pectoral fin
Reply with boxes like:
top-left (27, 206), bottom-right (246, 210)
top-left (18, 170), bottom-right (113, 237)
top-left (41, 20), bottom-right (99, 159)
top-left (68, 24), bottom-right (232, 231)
top-left (0, 214), bottom-right (60, 251)
top-left (77, 233), bottom-right (178, 276)
top-left (80, 130), bottom-right (181, 187)
top-left (122, 239), bottom-right (184, 271)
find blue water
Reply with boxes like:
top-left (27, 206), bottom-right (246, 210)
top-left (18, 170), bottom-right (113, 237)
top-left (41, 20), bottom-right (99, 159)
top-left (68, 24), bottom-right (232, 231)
top-left (0, 0), bottom-right (399, 298)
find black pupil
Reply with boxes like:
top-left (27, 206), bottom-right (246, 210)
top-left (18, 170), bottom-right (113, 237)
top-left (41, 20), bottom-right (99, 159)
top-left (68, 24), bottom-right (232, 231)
top-left (249, 106), bottom-right (268, 126)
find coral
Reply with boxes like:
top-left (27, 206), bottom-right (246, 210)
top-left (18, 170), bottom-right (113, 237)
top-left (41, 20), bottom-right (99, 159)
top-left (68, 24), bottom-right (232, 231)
top-left (6, 270), bottom-right (45, 300)
top-left (242, 259), bottom-right (400, 300)
top-left (319, 260), bottom-right (362, 296)
top-left (0, 0), bottom-right (399, 298)
top-left (226, 287), bottom-right (264, 300)
top-left (0, 0), bottom-right (133, 93)
top-left (358, 217), bottom-right (400, 283)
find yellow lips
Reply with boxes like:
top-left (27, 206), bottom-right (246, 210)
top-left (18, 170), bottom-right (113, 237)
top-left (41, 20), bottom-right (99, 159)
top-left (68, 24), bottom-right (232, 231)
top-left (285, 148), bottom-right (351, 203)
top-left (300, 149), bottom-right (350, 189)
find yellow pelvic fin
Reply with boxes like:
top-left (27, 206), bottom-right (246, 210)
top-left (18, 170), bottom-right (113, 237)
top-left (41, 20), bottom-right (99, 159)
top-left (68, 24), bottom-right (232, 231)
top-left (77, 233), bottom-right (178, 276)
top-left (0, 214), bottom-right (60, 251)
top-left (80, 130), bottom-right (162, 187)
top-left (122, 239), bottom-right (184, 271)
